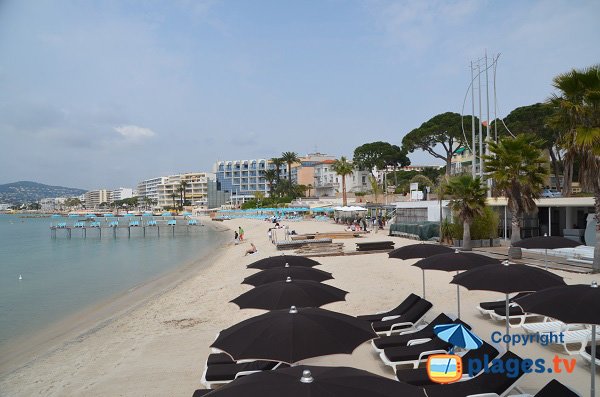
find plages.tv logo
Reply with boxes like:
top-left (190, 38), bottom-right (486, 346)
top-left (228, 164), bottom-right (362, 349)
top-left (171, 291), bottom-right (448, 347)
top-left (426, 323), bottom-right (481, 384)
top-left (427, 354), bottom-right (463, 384)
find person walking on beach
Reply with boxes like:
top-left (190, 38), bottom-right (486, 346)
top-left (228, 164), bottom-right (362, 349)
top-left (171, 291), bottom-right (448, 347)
top-left (239, 226), bottom-right (244, 241)
top-left (234, 231), bottom-right (239, 245)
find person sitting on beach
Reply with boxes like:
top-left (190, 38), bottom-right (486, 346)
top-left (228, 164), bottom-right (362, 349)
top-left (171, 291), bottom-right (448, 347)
top-left (244, 243), bottom-right (258, 256)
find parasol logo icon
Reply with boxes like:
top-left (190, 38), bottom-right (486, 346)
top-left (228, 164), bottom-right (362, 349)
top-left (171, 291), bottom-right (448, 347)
top-left (426, 354), bottom-right (463, 384)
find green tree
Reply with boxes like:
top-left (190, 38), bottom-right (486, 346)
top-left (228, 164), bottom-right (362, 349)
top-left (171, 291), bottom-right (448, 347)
top-left (549, 64), bottom-right (600, 271)
top-left (270, 157), bottom-right (285, 182)
top-left (500, 103), bottom-right (564, 193)
top-left (307, 183), bottom-right (313, 197)
top-left (385, 145), bottom-right (411, 186)
top-left (263, 169), bottom-right (278, 197)
top-left (402, 112), bottom-right (470, 176)
top-left (281, 151), bottom-right (300, 182)
top-left (368, 175), bottom-right (381, 204)
top-left (331, 156), bottom-right (354, 207)
top-left (352, 141), bottom-right (396, 172)
top-left (445, 175), bottom-right (488, 251)
top-left (170, 192), bottom-right (178, 210)
top-left (484, 134), bottom-right (549, 244)
top-left (180, 180), bottom-right (189, 207)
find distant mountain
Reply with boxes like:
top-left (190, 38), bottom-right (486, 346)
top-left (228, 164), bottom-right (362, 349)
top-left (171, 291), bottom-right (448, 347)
top-left (0, 181), bottom-right (87, 204)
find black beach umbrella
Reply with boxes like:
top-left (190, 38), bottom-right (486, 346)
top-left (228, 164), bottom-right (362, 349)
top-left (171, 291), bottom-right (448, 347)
top-left (248, 255), bottom-right (321, 269)
top-left (513, 235), bottom-right (580, 269)
top-left (231, 278), bottom-right (347, 310)
top-left (211, 306), bottom-right (377, 364)
top-left (388, 243), bottom-right (454, 260)
top-left (412, 251), bottom-right (500, 317)
top-left (201, 365), bottom-right (426, 397)
top-left (515, 282), bottom-right (600, 397)
top-left (451, 261), bottom-right (566, 350)
top-left (243, 267), bottom-right (334, 287)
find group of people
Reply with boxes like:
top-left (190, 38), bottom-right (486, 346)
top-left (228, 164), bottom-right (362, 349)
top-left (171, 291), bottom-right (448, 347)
top-left (233, 226), bottom-right (258, 256)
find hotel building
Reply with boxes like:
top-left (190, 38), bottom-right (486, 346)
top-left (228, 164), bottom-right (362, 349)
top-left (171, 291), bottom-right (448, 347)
top-left (137, 177), bottom-right (167, 204)
top-left (313, 161), bottom-right (370, 197)
top-left (84, 189), bottom-right (112, 208)
top-left (155, 172), bottom-right (214, 209)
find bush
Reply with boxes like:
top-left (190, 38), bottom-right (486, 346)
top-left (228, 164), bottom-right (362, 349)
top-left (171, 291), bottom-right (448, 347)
top-left (241, 196), bottom-right (294, 209)
top-left (450, 206), bottom-right (499, 240)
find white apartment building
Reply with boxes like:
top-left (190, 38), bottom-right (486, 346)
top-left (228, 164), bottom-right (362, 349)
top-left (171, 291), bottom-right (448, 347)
top-left (136, 177), bottom-right (167, 204)
top-left (313, 161), bottom-right (370, 197)
top-left (156, 172), bottom-right (215, 209)
top-left (110, 187), bottom-right (134, 202)
top-left (84, 189), bottom-right (111, 208)
top-left (39, 197), bottom-right (68, 212)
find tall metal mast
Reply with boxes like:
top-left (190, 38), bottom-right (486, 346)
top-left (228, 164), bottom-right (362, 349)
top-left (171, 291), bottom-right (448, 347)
top-left (477, 63), bottom-right (483, 178)
top-left (471, 61), bottom-right (476, 179)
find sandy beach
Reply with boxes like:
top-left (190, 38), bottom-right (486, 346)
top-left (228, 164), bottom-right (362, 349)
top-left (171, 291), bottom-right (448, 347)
top-left (1, 217), bottom-right (599, 396)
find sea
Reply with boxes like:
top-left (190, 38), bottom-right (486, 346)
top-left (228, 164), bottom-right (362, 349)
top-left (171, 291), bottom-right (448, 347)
top-left (0, 214), bottom-right (226, 349)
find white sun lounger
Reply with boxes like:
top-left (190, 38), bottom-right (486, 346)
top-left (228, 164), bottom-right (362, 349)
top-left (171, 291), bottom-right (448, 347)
top-left (540, 327), bottom-right (600, 355)
top-left (488, 303), bottom-right (539, 328)
top-left (580, 345), bottom-right (600, 366)
top-left (522, 318), bottom-right (585, 335)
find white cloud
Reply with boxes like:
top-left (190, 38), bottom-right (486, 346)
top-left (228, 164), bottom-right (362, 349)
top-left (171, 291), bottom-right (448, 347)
top-left (114, 125), bottom-right (156, 141)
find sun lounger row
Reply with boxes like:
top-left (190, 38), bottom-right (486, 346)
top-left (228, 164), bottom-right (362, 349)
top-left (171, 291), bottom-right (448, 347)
top-left (200, 352), bottom-right (289, 388)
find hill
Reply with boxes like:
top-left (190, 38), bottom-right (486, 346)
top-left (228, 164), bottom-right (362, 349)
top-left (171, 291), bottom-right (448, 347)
top-left (0, 181), bottom-right (87, 203)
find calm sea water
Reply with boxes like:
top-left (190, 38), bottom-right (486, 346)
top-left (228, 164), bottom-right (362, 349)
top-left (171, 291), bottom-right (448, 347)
top-left (0, 214), bottom-right (225, 347)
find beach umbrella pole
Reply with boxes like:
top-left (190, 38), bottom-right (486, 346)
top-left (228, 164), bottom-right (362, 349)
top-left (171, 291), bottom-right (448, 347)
top-left (505, 293), bottom-right (510, 352)
top-left (422, 270), bottom-right (426, 299)
top-left (544, 248), bottom-right (548, 270)
top-left (456, 271), bottom-right (460, 319)
top-left (592, 325), bottom-right (596, 397)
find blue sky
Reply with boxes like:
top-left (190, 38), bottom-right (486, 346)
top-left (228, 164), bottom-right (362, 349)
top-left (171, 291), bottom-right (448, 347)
top-left (0, 0), bottom-right (598, 189)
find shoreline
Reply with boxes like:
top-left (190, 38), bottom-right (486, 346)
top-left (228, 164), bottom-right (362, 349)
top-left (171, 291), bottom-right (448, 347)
top-left (0, 219), bottom-right (231, 377)
top-left (1, 217), bottom-right (598, 396)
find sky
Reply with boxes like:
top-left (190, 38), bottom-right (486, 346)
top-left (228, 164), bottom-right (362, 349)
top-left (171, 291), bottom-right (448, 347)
top-left (0, 0), bottom-right (598, 189)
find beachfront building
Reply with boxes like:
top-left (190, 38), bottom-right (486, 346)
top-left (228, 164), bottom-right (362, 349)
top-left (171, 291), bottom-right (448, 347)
top-left (39, 197), bottom-right (68, 212)
top-left (84, 189), bottom-right (112, 208)
top-left (213, 159), bottom-right (287, 204)
top-left (207, 180), bottom-right (230, 209)
top-left (110, 187), bottom-right (134, 202)
top-left (313, 160), bottom-right (370, 198)
top-left (155, 172), bottom-right (214, 209)
top-left (136, 177), bottom-right (167, 204)
top-left (293, 153), bottom-right (337, 196)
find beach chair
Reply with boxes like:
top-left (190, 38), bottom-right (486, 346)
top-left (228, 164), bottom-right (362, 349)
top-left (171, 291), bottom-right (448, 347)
top-left (379, 336), bottom-right (453, 370)
top-left (580, 344), bottom-right (600, 366)
top-left (522, 317), bottom-right (584, 335)
top-left (357, 293), bottom-right (421, 323)
top-left (489, 303), bottom-right (539, 328)
top-left (423, 351), bottom-right (526, 397)
top-left (395, 340), bottom-right (499, 385)
top-left (476, 292), bottom-right (531, 317)
top-left (192, 389), bottom-right (213, 397)
top-left (371, 313), bottom-right (455, 352)
top-left (371, 299), bottom-right (433, 336)
top-left (200, 359), bottom-right (288, 388)
top-left (541, 327), bottom-right (600, 355)
top-left (510, 379), bottom-right (581, 397)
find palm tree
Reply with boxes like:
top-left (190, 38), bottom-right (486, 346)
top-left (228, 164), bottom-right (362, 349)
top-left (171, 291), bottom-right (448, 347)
top-left (180, 180), bottom-right (189, 207)
top-left (281, 152), bottom-right (300, 182)
top-left (445, 175), bottom-right (487, 251)
top-left (170, 192), bottom-right (178, 210)
top-left (307, 183), bottom-right (313, 197)
top-left (484, 134), bottom-right (549, 244)
top-left (331, 156), bottom-right (354, 207)
top-left (549, 65), bottom-right (600, 272)
top-left (368, 175), bottom-right (381, 203)
top-left (270, 157), bottom-right (284, 182)
top-left (263, 169), bottom-right (278, 197)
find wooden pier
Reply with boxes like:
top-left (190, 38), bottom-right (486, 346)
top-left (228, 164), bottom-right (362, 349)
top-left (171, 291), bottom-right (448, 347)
top-left (50, 219), bottom-right (202, 239)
